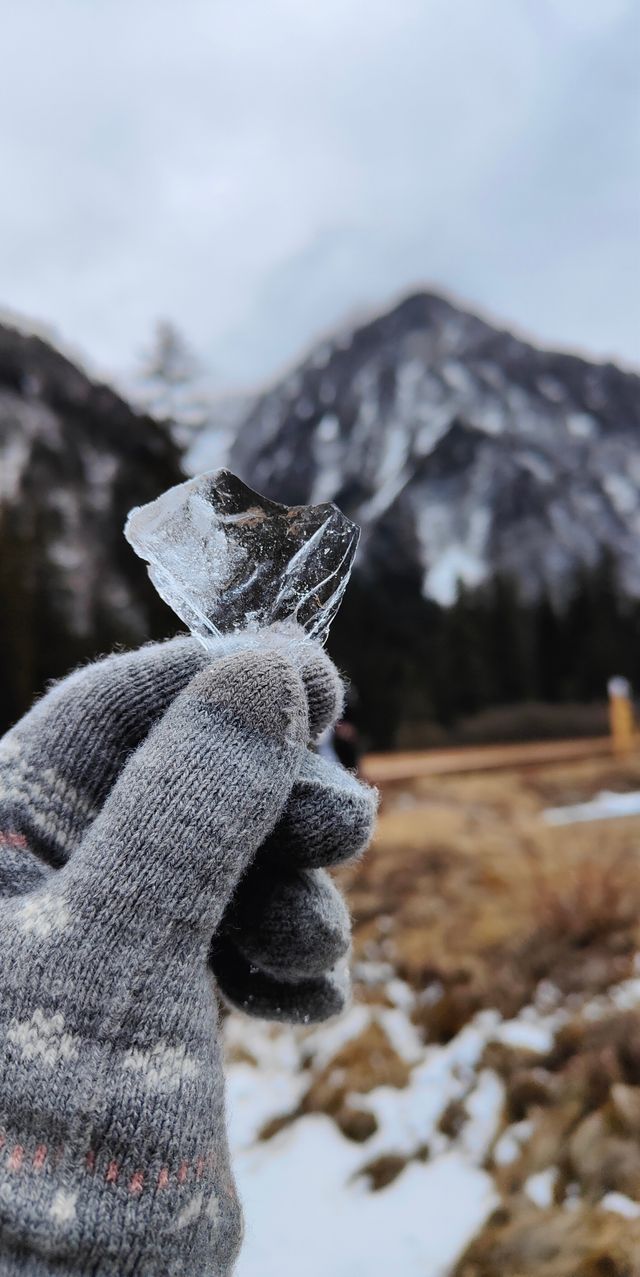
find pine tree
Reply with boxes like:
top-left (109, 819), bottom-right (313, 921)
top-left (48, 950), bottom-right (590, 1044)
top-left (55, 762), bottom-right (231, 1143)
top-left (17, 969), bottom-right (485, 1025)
top-left (532, 588), bottom-right (564, 701)
top-left (439, 581), bottom-right (491, 720)
top-left (136, 321), bottom-right (207, 437)
top-left (483, 573), bottom-right (534, 704)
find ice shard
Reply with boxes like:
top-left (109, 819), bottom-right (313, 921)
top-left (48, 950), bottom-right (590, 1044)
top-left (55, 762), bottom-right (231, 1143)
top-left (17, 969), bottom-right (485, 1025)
top-left (124, 469), bottom-right (359, 646)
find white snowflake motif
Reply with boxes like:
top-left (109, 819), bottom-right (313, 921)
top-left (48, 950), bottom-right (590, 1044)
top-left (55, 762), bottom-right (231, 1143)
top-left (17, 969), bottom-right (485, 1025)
top-left (49, 1189), bottom-right (77, 1225)
top-left (176, 1192), bottom-right (203, 1230)
top-left (0, 1181), bottom-right (15, 1210)
top-left (206, 1191), bottom-right (220, 1224)
top-left (121, 1040), bottom-right (200, 1092)
top-left (7, 1009), bottom-right (79, 1066)
top-left (174, 1190), bottom-right (220, 1232)
top-left (20, 891), bottom-right (71, 938)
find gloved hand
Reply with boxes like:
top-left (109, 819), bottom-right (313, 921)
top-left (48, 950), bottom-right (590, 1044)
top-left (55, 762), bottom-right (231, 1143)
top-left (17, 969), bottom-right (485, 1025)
top-left (0, 631), bottom-right (376, 1276)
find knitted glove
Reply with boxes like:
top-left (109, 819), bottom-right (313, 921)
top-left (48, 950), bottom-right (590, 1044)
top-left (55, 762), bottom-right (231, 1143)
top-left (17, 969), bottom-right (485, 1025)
top-left (0, 634), bottom-right (376, 1020)
top-left (0, 631), bottom-right (376, 1276)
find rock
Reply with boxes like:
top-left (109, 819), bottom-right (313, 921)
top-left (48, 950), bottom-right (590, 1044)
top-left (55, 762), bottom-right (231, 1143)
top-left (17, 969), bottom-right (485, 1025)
top-left (354, 1153), bottom-right (408, 1192)
top-left (569, 1109), bottom-right (640, 1200)
top-left (610, 1084), bottom-right (640, 1139)
top-left (336, 1105), bottom-right (378, 1143)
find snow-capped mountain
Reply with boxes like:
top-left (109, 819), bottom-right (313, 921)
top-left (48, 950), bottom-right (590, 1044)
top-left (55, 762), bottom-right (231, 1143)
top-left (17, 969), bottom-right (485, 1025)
top-left (230, 292), bottom-right (640, 606)
top-left (0, 321), bottom-right (182, 732)
top-left (3, 296), bottom-right (640, 746)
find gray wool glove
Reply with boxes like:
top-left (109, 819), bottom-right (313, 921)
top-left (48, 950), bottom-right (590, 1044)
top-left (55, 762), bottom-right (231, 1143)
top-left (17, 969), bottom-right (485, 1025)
top-left (0, 630), bottom-right (376, 1276)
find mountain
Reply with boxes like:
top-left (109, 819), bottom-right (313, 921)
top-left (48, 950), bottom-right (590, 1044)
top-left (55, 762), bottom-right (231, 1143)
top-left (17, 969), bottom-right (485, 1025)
top-left (230, 291), bottom-right (640, 607)
top-left (3, 297), bottom-right (639, 749)
top-left (0, 322), bottom-right (182, 732)
top-left (229, 292), bottom-right (640, 746)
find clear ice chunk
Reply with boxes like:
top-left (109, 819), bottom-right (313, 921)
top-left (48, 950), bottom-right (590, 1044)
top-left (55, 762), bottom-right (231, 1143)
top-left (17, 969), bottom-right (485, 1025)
top-left (124, 469), bottom-right (359, 646)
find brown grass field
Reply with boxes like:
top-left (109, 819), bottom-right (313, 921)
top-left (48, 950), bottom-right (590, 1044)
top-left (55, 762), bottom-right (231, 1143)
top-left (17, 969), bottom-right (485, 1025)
top-left (337, 749), bottom-right (640, 1276)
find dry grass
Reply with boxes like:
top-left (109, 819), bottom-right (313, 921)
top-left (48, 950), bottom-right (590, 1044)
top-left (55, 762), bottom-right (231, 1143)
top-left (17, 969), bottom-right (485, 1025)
top-left (258, 1019), bottom-right (410, 1145)
top-left (249, 751), bottom-right (640, 1275)
top-left (454, 1206), bottom-right (640, 1277)
top-left (338, 750), bottom-right (640, 1276)
top-left (342, 755), bottom-right (640, 1032)
top-left (482, 1011), bottom-right (640, 1208)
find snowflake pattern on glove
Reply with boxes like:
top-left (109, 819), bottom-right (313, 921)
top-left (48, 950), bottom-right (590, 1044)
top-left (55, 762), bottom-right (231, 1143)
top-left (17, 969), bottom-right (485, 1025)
top-left (7, 1009), bottom-right (79, 1066)
top-left (19, 891), bottom-right (70, 938)
top-left (121, 1040), bottom-right (201, 1092)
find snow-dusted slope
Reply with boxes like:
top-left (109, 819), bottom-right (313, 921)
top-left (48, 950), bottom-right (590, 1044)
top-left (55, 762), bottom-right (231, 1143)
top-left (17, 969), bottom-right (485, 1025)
top-left (230, 293), bottom-right (640, 605)
top-left (0, 322), bottom-right (182, 731)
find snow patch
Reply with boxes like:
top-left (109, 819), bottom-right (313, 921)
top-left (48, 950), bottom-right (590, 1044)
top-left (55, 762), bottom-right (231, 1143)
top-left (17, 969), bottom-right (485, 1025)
top-left (524, 1167), bottom-right (558, 1209)
top-left (225, 1003), bottom-right (508, 1277)
top-left (424, 545), bottom-right (488, 606)
top-left (544, 790), bottom-right (640, 826)
top-left (234, 1121), bottom-right (495, 1277)
top-left (603, 472), bottom-right (638, 516)
top-left (492, 1017), bottom-right (556, 1054)
top-left (601, 1191), bottom-right (640, 1220)
top-left (493, 1120), bottom-right (534, 1166)
top-left (566, 411), bottom-right (597, 439)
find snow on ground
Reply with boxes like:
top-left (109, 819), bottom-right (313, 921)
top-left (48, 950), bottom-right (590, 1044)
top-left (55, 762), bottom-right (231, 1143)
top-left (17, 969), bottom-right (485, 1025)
top-left (601, 1192), bottom-right (640, 1220)
top-left (524, 1167), bottom-right (558, 1209)
top-left (225, 968), bottom-right (640, 1276)
top-left (234, 1127), bottom-right (494, 1277)
top-left (544, 788), bottom-right (640, 825)
top-left (225, 985), bottom-right (502, 1277)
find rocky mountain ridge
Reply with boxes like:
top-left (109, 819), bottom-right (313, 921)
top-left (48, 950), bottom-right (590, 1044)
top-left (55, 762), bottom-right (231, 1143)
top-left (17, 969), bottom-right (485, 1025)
top-left (230, 291), bottom-right (640, 606)
top-left (3, 294), bottom-right (640, 746)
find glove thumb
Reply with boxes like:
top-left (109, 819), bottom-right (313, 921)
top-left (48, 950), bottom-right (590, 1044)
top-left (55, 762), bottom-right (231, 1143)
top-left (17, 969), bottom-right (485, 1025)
top-left (50, 646), bottom-right (309, 948)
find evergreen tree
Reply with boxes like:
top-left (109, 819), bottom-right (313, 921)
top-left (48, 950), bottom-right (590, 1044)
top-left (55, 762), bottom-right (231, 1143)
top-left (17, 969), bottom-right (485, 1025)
top-left (439, 580), bottom-right (492, 720)
top-left (136, 321), bottom-right (207, 437)
top-left (0, 503), bottom-right (37, 729)
top-left (563, 549), bottom-right (625, 700)
top-left (532, 588), bottom-right (564, 701)
top-left (483, 573), bottom-right (535, 704)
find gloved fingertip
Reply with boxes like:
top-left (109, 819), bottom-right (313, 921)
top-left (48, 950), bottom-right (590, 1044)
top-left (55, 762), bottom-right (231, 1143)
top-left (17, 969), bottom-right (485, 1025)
top-left (296, 646), bottom-right (345, 740)
top-left (212, 943), bottom-right (350, 1023)
top-left (191, 625), bottom-right (343, 739)
top-left (223, 866), bottom-right (351, 980)
top-left (184, 647), bottom-right (309, 746)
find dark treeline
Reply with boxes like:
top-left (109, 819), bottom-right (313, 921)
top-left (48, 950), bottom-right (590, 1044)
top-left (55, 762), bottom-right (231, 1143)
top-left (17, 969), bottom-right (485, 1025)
top-left (329, 550), bottom-right (640, 750)
top-left (4, 322), bottom-right (638, 752)
top-left (2, 423), bottom-right (637, 754)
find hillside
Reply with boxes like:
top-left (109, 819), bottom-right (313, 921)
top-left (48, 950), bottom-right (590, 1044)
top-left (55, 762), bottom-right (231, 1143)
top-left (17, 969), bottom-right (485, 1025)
top-left (231, 291), bottom-right (640, 605)
top-left (0, 323), bottom-right (182, 732)
top-left (228, 292), bottom-right (640, 746)
top-left (3, 297), bottom-right (640, 746)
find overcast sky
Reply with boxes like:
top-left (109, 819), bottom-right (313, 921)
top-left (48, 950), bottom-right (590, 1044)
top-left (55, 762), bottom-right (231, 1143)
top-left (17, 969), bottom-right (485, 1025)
top-left (0, 0), bottom-right (638, 392)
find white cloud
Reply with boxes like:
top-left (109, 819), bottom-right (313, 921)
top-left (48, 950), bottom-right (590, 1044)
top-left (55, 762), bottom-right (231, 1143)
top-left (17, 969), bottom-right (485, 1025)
top-left (0, 0), bottom-right (637, 389)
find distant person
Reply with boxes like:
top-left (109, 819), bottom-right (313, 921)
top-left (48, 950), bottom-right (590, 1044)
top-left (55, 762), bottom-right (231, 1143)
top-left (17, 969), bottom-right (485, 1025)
top-left (0, 628), bottom-right (376, 1275)
top-left (319, 688), bottom-right (363, 774)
